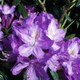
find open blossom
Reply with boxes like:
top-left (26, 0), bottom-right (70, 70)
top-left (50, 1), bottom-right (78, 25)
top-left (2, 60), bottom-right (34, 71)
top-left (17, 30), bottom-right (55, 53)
top-left (60, 37), bottom-right (80, 79)
top-left (0, 4), bottom-right (15, 28)
top-left (11, 56), bottom-right (49, 80)
top-left (64, 58), bottom-right (80, 80)
top-left (36, 12), bottom-right (66, 51)
top-left (12, 12), bottom-right (53, 59)
top-left (35, 11), bottom-right (65, 42)
top-left (45, 42), bottom-right (69, 72)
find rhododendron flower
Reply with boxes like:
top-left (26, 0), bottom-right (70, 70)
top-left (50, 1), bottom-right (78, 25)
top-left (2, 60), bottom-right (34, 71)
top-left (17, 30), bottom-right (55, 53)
top-left (36, 12), bottom-right (66, 51)
top-left (59, 37), bottom-right (80, 79)
top-left (0, 4), bottom-right (15, 28)
top-left (12, 13), bottom-right (53, 59)
top-left (11, 56), bottom-right (49, 80)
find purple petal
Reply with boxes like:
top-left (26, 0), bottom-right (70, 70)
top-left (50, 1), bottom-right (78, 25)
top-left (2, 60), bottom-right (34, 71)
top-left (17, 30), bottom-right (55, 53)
top-left (36, 11), bottom-right (59, 30)
top-left (38, 35), bottom-right (53, 49)
top-left (46, 55), bottom-right (61, 72)
top-left (12, 22), bottom-right (34, 44)
top-left (33, 47), bottom-right (44, 59)
top-left (2, 4), bottom-right (15, 15)
top-left (26, 12), bottom-right (37, 26)
top-left (8, 34), bottom-right (23, 53)
top-left (18, 44), bottom-right (33, 57)
top-left (46, 20), bottom-right (65, 41)
top-left (67, 42), bottom-right (79, 58)
top-left (26, 65), bottom-right (38, 80)
top-left (52, 42), bottom-right (60, 51)
top-left (5, 14), bottom-right (14, 28)
top-left (17, 56), bottom-right (30, 63)
top-left (62, 61), bottom-right (73, 76)
top-left (11, 63), bottom-right (29, 75)
top-left (0, 5), bottom-right (2, 11)
top-left (34, 63), bottom-right (49, 80)
top-left (1, 14), bottom-right (6, 26)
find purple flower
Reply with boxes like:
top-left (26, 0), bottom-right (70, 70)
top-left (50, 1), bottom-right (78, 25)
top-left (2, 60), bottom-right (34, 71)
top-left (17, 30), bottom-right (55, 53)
top-left (35, 12), bottom-right (66, 51)
top-left (58, 37), bottom-right (80, 80)
top-left (12, 14), bottom-right (53, 58)
top-left (64, 58), bottom-right (80, 80)
top-left (2, 4), bottom-right (15, 15)
top-left (67, 37), bottom-right (80, 58)
top-left (0, 4), bottom-right (15, 28)
top-left (11, 56), bottom-right (49, 80)
top-left (45, 47), bottom-right (66, 72)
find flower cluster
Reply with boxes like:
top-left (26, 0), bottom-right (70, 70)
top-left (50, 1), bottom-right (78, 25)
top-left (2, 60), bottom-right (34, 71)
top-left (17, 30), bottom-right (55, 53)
top-left (0, 4), bottom-right (80, 80)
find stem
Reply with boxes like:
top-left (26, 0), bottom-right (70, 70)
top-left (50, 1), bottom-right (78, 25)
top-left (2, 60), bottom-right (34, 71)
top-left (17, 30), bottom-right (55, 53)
top-left (59, 9), bottom-right (68, 23)
top-left (59, 0), bottom-right (76, 23)
top-left (1, 0), bottom-right (4, 5)
top-left (61, 11), bottom-right (71, 28)
top-left (43, 0), bottom-right (46, 4)
top-left (38, 0), bottom-right (47, 12)
top-left (65, 20), bottom-right (75, 31)
top-left (41, 4), bottom-right (47, 12)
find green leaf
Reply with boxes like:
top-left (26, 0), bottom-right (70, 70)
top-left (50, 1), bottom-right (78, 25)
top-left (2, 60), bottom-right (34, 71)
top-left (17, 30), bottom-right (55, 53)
top-left (0, 75), bottom-right (4, 80)
top-left (18, 4), bottom-right (28, 18)
top-left (76, 21), bottom-right (79, 28)
top-left (50, 71), bottom-right (59, 80)
top-left (12, 0), bottom-right (21, 6)
top-left (0, 71), bottom-right (8, 80)
top-left (66, 34), bottom-right (76, 40)
top-left (65, 13), bottom-right (72, 22)
top-left (76, 0), bottom-right (80, 7)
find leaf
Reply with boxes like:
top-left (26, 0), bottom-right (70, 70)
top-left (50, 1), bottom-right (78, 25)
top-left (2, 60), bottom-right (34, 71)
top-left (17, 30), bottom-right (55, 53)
top-left (0, 75), bottom-right (4, 80)
top-left (76, 21), bottom-right (79, 28)
top-left (18, 4), bottom-right (28, 18)
top-left (65, 13), bottom-right (72, 22)
top-left (0, 71), bottom-right (8, 80)
top-left (12, 0), bottom-right (21, 6)
top-left (76, 0), bottom-right (80, 7)
top-left (23, 72), bottom-right (26, 80)
top-left (50, 71), bottom-right (59, 80)
top-left (66, 34), bottom-right (76, 40)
